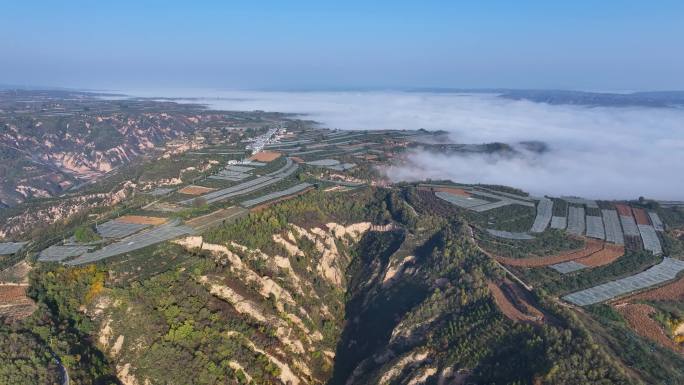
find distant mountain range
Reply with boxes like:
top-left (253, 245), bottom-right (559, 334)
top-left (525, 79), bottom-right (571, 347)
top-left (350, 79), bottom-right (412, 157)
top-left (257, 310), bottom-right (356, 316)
top-left (406, 88), bottom-right (684, 108)
top-left (497, 89), bottom-right (684, 108)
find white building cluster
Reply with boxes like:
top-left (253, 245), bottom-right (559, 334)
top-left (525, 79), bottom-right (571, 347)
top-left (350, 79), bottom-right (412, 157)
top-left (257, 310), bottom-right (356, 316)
top-left (245, 124), bottom-right (286, 155)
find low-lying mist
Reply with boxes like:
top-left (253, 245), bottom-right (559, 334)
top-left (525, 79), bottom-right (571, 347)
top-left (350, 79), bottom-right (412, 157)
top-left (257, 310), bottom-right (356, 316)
top-left (121, 89), bottom-right (684, 200)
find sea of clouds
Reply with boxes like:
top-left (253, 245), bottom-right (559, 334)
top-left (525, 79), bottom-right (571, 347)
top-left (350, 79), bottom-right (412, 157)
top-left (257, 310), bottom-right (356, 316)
top-left (120, 89), bottom-right (684, 200)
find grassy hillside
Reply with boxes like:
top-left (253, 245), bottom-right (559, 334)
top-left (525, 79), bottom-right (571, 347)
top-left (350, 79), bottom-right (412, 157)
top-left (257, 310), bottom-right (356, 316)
top-left (1, 186), bottom-right (654, 385)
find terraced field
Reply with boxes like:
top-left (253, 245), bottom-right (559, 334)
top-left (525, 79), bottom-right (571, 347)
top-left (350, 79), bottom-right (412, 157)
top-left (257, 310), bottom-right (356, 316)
top-left (0, 284), bottom-right (35, 322)
top-left (567, 206), bottom-right (586, 235)
top-left (494, 238), bottom-right (604, 267)
top-left (0, 242), bottom-right (27, 255)
top-left (602, 209), bottom-right (625, 244)
top-left (530, 198), bottom-right (553, 233)
top-left (563, 258), bottom-right (684, 306)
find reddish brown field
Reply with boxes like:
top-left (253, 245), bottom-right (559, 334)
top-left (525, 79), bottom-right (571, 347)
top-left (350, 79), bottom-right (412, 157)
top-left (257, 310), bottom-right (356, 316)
top-left (116, 215), bottom-right (167, 225)
top-left (0, 284), bottom-right (36, 323)
top-left (249, 151), bottom-right (282, 162)
top-left (614, 303), bottom-right (682, 354)
top-left (614, 203), bottom-right (633, 217)
top-left (632, 207), bottom-right (651, 225)
top-left (575, 243), bottom-right (625, 267)
top-left (624, 275), bottom-right (684, 302)
top-left (495, 238), bottom-right (604, 267)
top-left (487, 280), bottom-right (543, 324)
top-left (433, 187), bottom-right (471, 197)
top-left (178, 185), bottom-right (216, 196)
top-left (0, 285), bottom-right (28, 302)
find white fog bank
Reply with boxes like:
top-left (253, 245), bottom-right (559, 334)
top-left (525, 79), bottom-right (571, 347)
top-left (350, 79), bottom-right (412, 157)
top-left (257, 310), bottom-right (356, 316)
top-left (119, 89), bottom-right (684, 200)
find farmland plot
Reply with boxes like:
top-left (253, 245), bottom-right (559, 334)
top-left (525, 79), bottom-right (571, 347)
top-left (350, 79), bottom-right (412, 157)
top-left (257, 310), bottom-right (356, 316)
top-left (147, 187), bottom-right (174, 196)
top-left (550, 216), bottom-right (567, 229)
top-left (615, 303), bottom-right (683, 354)
top-left (625, 235), bottom-right (644, 252)
top-left (494, 238), bottom-right (603, 267)
top-left (638, 224), bottom-right (663, 255)
top-left (550, 261), bottom-right (587, 274)
top-left (0, 242), bottom-right (27, 255)
top-left (290, 149), bottom-right (325, 156)
top-left (567, 206), bottom-right (586, 236)
top-left (530, 198), bottom-right (553, 233)
top-left (178, 185), bottom-right (216, 196)
top-left (469, 189), bottom-right (535, 208)
top-left (117, 215), bottom-right (167, 225)
top-left (575, 243), bottom-right (624, 267)
top-left (585, 215), bottom-right (606, 240)
top-left (471, 200), bottom-right (513, 212)
top-left (185, 207), bottom-right (248, 232)
top-left (632, 207), bottom-right (651, 225)
top-left (0, 284), bottom-right (35, 322)
top-left (38, 245), bottom-right (93, 262)
top-left (474, 187), bottom-right (534, 202)
top-left (96, 220), bottom-right (149, 238)
top-left (240, 183), bottom-right (313, 208)
top-left (209, 169), bottom-right (251, 182)
top-left (182, 158), bottom-right (299, 205)
top-left (245, 161), bottom-right (267, 167)
top-left (425, 185), bottom-right (529, 213)
top-left (649, 211), bottom-right (665, 232)
top-left (563, 257), bottom-right (684, 306)
top-left (486, 229), bottom-right (535, 240)
top-left (306, 159), bottom-right (341, 167)
top-left (562, 197), bottom-right (599, 208)
top-left (225, 165), bottom-right (254, 173)
top-left (602, 209), bottom-right (625, 245)
top-left (65, 220), bottom-right (195, 265)
top-left (625, 274), bottom-right (684, 301)
top-left (435, 191), bottom-right (489, 209)
top-left (614, 203), bottom-right (633, 217)
top-left (433, 187), bottom-right (471, 196)
top-left (620, 215), bottom-right (640, 237)
top-left (327, 163), bottom-right (356, 171)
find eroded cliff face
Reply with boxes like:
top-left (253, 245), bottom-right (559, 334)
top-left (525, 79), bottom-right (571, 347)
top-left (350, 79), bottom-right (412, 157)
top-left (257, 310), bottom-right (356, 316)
top-left (0, 181), bottom-right (136, 239)
top-left (87, 221), bottom-right (372, 385)
top-left (0, 111), bottom-right (212, 207)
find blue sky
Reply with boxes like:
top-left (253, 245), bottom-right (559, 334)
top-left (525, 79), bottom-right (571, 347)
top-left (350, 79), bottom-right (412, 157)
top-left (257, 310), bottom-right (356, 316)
top-left (2, 1), bottom-right (683, 90)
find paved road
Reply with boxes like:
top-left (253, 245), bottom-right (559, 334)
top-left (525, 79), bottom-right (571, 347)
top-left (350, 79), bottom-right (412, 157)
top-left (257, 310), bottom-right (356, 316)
top-left (60, 361), bottom-right (69, 385)
top-left (50, 352), bottom-right (69, 385)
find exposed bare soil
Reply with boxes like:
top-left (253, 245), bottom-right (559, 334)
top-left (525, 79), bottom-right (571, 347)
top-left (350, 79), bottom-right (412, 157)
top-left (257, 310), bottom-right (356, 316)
top-left (495, 238), bottom-right (605, 267)
top-left (433, 187), bottom-right (471, 197)
top-left (575, 243), bottom-right (625, 267)
top-left (178, 185), bottom-right (216, 195)
top-left (250, 151), bottom-right (282, 162)
top-left (614, 203), bottom-right (633, 217)
top-left (623, 275), bottom-right (684, 302)
top-left (0, 284), bottom-right (36, 323)
top-left (116, 215), bottom-right (167, 225)
top-left (631, 207), bottom-right (651, 225)
top-left (487, 280), bottom-right (544, 324)
top-left (614, 303), bottom-right (682, 354)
